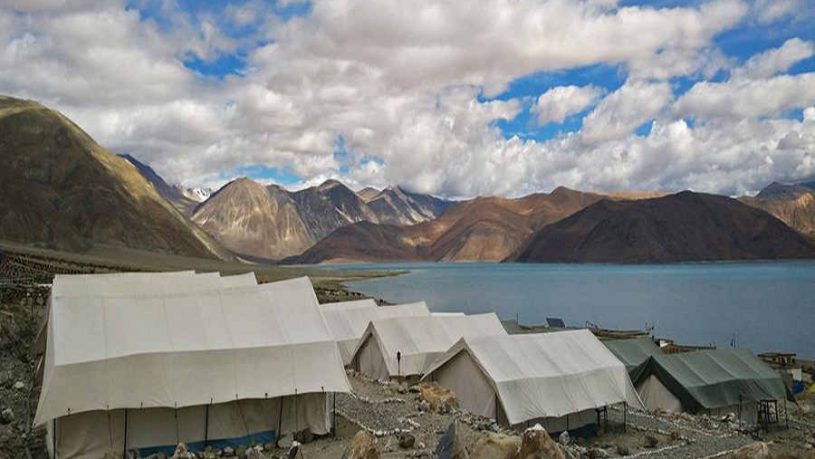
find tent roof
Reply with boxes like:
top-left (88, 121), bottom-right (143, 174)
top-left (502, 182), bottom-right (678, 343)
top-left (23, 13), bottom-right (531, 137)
top-left (219, 272), bottom-right (257, 288)
top-left (603, 337), bottom-right (661, 370)
top-left (423, 330), bottom-right (644, 425)
top-left (355, 313), bottom-right (506, 377)
top-left (35, 275), bottom-right (350, 425)
top-left (321, 301), bottom-right (431, 365)
top-left (320, 299), bottom-right (378, 310)
top-left (321, 301), bottom-right (428, 342)
top-left (630, 349), bottom-right (787, 412)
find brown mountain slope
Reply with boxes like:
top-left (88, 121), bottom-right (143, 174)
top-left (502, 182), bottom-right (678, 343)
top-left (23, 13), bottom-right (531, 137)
top-left (511, 191), bottom-right (815, 263)
top-left (740, 183), bottom-right (815, 236)
top-left (284, 187), bottom-right (605, 263)
top-left (0, 96), bottom-right (229, 258)
top-left (193, 177), bottom-right (452, 260)
top-left (192, 179), bottom-right (314, 259)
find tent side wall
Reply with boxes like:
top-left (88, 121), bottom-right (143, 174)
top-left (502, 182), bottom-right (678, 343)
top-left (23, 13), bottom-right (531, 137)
top-left (427, 351), bottom-right (498, 419)
top-left (355, 335), bottom-right (390, 381)
top-left (636, 375), bottom-right (683, 413)
top-left (47, 394), bottom-right (329, 459)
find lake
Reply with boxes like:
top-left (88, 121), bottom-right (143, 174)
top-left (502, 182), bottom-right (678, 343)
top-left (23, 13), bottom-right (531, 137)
top-left (336, 262), bottom-right (815, 359)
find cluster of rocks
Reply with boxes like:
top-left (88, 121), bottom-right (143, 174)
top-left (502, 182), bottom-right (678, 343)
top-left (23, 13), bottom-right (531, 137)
top-left (140, 440), bottom-right (305, 459)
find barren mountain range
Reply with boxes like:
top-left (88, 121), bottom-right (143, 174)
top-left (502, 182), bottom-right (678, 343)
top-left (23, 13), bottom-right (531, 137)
top-left (512, 192), bottom-right (815, 263)
top-left (1, 94), bottom-right (813, 264)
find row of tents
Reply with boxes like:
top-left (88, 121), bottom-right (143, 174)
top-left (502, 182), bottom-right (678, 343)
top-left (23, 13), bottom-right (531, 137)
top-left (36, 272), bottom-right (789, 459)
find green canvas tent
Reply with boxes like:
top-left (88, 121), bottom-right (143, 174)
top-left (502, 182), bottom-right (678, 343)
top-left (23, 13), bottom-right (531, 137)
top-left (629, 349), bottom-right (788, 421)
top-left (602, 337), bottom-right (661, 371)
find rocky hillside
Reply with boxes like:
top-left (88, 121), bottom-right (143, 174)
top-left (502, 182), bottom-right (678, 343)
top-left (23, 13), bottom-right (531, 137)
top-left (193, 178), bottom-right (452, 259)
top-left (512, 191), bottom-right (815, 263)
top-left (285, 187), bottom-right (605, 264)
top-left (121, 154), bottom-right (200, 216)
top-left (192, 179), bottom-right (314, 259)
top-left (740, 182), bottom-right (815, 235)
top-left (0, 96), bottom-right (229, 259)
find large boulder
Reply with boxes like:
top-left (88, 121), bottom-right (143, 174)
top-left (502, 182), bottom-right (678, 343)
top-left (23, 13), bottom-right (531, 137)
top-left (436, 420), bottom-right (469, 459)
top-left (517, 425), bottom-right (565, 459)
top-left (728, 442), bottom-right (769, 459)
top-left (343, 431), bottom-right (380, 459)
top-left (418, 382), bottom-right (458, 414)
top-left (470, 432), bottom-right (521, 459)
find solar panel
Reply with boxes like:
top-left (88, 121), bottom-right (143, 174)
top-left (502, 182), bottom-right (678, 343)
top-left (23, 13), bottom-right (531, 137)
top-left (546, 317), bottom-right (566, 328)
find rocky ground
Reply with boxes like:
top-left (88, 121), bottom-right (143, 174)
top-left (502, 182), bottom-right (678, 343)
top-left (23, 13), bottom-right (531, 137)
top-left (0, 294), bottom-right (48, 458)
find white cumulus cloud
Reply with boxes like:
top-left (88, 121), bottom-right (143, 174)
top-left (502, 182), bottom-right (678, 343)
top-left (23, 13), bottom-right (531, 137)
top-left (533, 85), bottom-right (603, 125)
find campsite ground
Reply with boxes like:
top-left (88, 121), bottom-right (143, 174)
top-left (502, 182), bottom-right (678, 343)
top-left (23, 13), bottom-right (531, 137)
top-left (280, 373), bottom-right (815, 459)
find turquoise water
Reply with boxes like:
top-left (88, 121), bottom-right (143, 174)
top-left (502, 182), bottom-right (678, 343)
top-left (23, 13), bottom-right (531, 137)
top-left (338, 262), bottom-right (815, 359)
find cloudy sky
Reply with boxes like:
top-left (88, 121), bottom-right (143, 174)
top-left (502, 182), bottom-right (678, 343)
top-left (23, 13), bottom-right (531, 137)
top-left (1, 0), bottom-right (814, 198)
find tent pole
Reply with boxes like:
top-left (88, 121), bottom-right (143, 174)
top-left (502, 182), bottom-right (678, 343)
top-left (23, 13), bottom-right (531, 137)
top-left (277, 398), bottom-right (284, 445)
top-left (106, 409), bottom-right (113, 450)
top-left (784, 398), bottom-right (788, 429)
top-left (123, 409), bottom-right (128, 459)
top-left (623, 402), bottom-right (627, 433)
top-left (204, 401), bottom-right (210, 448)
top-left (333, 392), bottom-right (337, 438)
top-left (738, 395), bottom-right (742, 426)
top-left (295, 389), bottom-right (299, 437)
top-left (52, 418), bottom-right (57, 459)
top-left (174, 405), bottom-right (179, 446)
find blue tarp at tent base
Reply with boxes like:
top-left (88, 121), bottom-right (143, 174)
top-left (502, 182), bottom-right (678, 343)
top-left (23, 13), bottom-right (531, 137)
top-left (136, 430), bottom-right (275, 456)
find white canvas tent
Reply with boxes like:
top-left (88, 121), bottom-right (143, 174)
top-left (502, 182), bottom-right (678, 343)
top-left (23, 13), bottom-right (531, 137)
top-left (351, 313), bottom-right (506, 380)
top-left (321, 301), bottom-right (431, 365)
top-left (36, 274), bottom-right (350, 459)
top-left (319, 299), bottom-right (377, 310)
top-left (219, 272), bottom-right (257, 288)
top-left (422, 330), bottom-right (644, 432)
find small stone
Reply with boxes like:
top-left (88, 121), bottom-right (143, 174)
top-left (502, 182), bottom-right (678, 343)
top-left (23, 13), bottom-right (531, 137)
top-left (644, 435), bottom-right (658, 448)
top-left (294, 429), bottom-right (314, 444)
top-left (277, 433), bottom-right (294, 449)
top-left (398, 432), bottom-right (416, 449)
top-left (418, 400), bottom-right (431, 412)
top-left (13, 381), bottom-right (24, 390)
top-left (559, 431), bottom-right (571, 446)
top-left (224, 446), bottom-right (235, 456)
top-left (0, 408), bottom-right (13, 424)
top-left (288, 443), bottom-right (304, 459)
top-left (616, 445), bottom-right (630, 456)
top-left (245, 446), bottom-right (266, 459)
top-left (409, 385), bottom-right (421, 393)
top-left (171, 443), bottom-right (193, 459)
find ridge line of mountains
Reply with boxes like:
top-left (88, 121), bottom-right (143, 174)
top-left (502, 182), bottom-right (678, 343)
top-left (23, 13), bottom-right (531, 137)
top-left (2, 94), bottom-right (815, 264)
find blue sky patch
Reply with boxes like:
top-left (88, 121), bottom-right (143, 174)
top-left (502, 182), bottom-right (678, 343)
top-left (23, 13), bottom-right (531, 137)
top-left (221, 163), bottom-right (301, 186)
